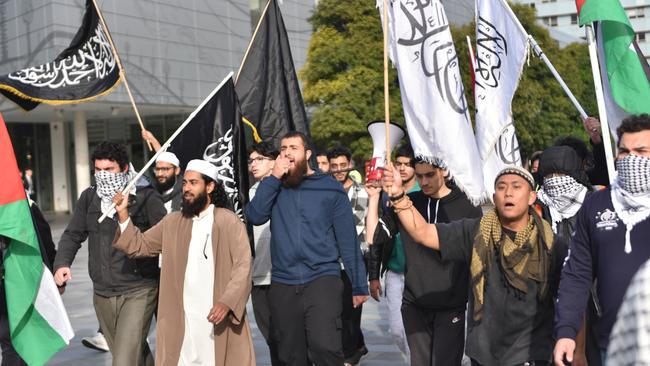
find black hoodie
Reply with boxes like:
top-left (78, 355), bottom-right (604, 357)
top-left (374, 187), bottom-right (482, 309)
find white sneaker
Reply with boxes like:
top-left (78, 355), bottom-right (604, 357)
top-left (81, 332), bottom-right (109, 352)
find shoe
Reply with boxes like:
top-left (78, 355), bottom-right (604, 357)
top-left (344, 346), bottom-right (368, 365)
top-left (81, 332), bottom-right (109, 352)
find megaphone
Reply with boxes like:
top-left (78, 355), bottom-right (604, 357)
top-left (366, 120), bottom-right (406, 182)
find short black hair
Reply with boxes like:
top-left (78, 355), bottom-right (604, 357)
top-left (555, 136), bottom-right (591, 163)
top-left (326, 146), bottom-right (352, 161)
top-left (395, 144), bottom-right (415, 160)
top-left (91, 141), bottom-right (129, 171)
top-left (617, 114), bottom-right (650, 141)
top-left (247, 141), bottom-right (279, 159)
top-left (201, 174), bottom-right (233, 211)
top-left (316, 150), bottom-right (328, 158)
top-left (280, 131), bottom-right (312, 152)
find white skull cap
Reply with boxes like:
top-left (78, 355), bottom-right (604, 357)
top-left (155, 152), bottom-right (180, 167)
top-left (186, 159), bottom-right (218, 181)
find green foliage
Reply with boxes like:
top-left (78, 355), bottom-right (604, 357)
top-left (301, 1), bottom-right (597, 162)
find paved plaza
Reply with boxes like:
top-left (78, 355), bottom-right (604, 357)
top-left (35, 213), bottom-right (408, 366)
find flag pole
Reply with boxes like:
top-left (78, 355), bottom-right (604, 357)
top-left (585, 25), bottom-right (616, 183)
top-left (496, 0), bottom-right (588, 120)
top-left (90, 0), bottom-right (153, 151)
top-left (382, 0), bottom-right (391, 161)
top-left (236, 0), bottom-right (273, 84)
top-left (98, 72), bottom-right (234, 223)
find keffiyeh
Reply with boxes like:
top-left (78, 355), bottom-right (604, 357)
top-left (537, 175), bottom-right (588, 233)
top-left (611, 155), bottom-right (650, 253)
top-left (95, 164), bottom-right (137, 218)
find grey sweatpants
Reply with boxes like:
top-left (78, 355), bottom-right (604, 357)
top-left (93, 286), bottom-right (158, 366)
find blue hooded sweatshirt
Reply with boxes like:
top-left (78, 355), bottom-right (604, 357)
top-left (245, 174), bottom-right (369, 296)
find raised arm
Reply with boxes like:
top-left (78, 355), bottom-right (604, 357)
top-left (364, 183), bottom-right (382, 245)
top-left (382, 164), bottom-right (440, 250)
top-left (112, 192), bottom-right (165, 257)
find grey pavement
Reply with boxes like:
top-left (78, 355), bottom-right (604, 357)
top-left (38, 213), bottom-right (408, 366)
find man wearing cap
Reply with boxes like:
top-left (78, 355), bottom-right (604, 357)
top-left (382, 164), bottom-right (563, 366)
top-left (112, 159), bottom-right (255, 366)
top-left (154, 151), bottom-right (183, 214)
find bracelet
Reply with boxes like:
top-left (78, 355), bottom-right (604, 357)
top-left (392, 195), bottom-right (413, 213)
top-left (389, 191), bottom-right (405, 201)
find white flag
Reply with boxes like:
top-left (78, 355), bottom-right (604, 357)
top-left (474, 0), bottom-right (528, 196)
top-left (379, 0), bottom-right (484, 204)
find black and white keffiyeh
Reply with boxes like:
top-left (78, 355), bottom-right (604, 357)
top-left (611, 155), bottom-right (650, 253)
top-left (537, 175), bottom-right (588, 233)
top-left (94, 164), bottom-right (137, 218)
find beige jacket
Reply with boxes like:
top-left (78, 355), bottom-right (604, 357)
top-left (113, 207), bottom-right (255, 366)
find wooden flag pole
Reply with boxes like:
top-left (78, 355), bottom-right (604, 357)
top-left (382, 0), bottom-right (391, 162)
top-left (585, 25), bottom-right (616, 183)
top-left (98, 72), bottom-right (234, 223)
top-left (90, 0), bottom-right (152, 151)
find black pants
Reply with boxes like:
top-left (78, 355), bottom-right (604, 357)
top-left (401, 302), bottom-right (465, 366)
top-left (269, 275), bottom-right (344, 366)
top-left (341, 270), bottom-right (365, 359)
top-left (0, 285), bottom-right (27, 366)
top-left (471, 360), bottom-right (549, 366)
top-left (252, 285), bottom-right (281, 366)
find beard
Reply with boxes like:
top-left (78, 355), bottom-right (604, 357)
top-left (282, 158), bottom-right (308, 188)
top-left (181, 190), bottom-right (209, 218)
top-left (156, 175), bottom-right (176, 192)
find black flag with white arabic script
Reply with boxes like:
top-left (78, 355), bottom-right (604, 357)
top-left (171, 77), bottom-right (250, 219)
top-left (0, 0), bottom-right (121, 111)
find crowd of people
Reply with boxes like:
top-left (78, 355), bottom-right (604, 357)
top-left (3, 113), bottom-right (650, 366)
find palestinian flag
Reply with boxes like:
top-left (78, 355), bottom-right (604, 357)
top-left (577, 0), bottom-right (650, 134)
top-left (0, 113), bottom-right (74, 365)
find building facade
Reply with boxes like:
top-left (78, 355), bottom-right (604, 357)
top-left (514, 0), bottom-right (650, 58)
top-left (1, 0), bottom-right (315, 212)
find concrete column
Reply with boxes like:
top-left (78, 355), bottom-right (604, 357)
top-left (50, 120), bottom-right (70, 212)
top-left (73, 111), bottom-right (91, 197)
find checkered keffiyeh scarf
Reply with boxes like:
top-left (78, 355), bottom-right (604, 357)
top-left (95, 164), bottom-right (137, 218)
top-left (349, 180), bottom-right (369, 253)
top-left (537, 175), bottom-right (588, 233)
top-left (611, 155), bottom-right (650, 254)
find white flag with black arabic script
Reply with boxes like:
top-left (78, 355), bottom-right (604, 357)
top-left (378, 0), bottom-right (485, 204)
top-left (474, 0), bottom-right (528, 196)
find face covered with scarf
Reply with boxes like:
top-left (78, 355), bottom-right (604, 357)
top-left (94, 159), bottom-right (136, 217)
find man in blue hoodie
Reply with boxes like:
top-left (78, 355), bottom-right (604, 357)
top-left (554, 114), bottom-right (650, 366)
top-left (245, 131), bottom-right (369, 366)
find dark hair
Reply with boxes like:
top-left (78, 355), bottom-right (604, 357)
top-left (395, 144), bottom-right (415, 160)
top-left (326, 146), bottom-right (351, 161)
top-left (316, 150), bottom-right (328, 158)
top-left (91, 141), bottom-right (129, 170)
top-left (247, 141), bottom-right (279, 159)
top-left (201, 174), bottom-right (233, 210)
top-left (555, 136), bottom-right (590, 163)
top-left (280, 131), bottom-right (312, 152)
top-left (617, 114), bottom-right (650, 141)
top-left (529, 150), bottom-right (543, 163)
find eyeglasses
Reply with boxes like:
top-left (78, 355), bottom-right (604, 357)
top-left (154, 167), bottom-right (174, 173)
top-left (247, 156), bottom-right (272, 164)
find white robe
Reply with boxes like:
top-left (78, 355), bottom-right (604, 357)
top-left (179, 205), bottom-right (216, 366)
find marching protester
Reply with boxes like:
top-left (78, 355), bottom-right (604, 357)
top-left (245, 131), bottom-right (369, 366)
top-left (53, 142), bottom-right (166, 366)
top-left (367, 143), bottom-right (420, 361)
top-left (554, 114), bottom-right (650, 366)
top-left (382, 163), bottom-right (564, 366)
top-left (327, 146), bottom-right (370, 365)
top-left (368, 156), bottom-right (481, 366)
top-left (247, 141), bottom-right (281, 365)
top-left (153, 152), bottom-right (183, 214)
top-left (112, 159), bottom-right (255, 366)
top-left (316, 150), bottom-right (331, 173)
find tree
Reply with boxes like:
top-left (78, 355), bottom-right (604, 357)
top-left (301, 1), bottom-right (597, 162)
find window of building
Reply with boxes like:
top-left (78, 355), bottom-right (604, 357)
top-left (637, 32), bottom-right (647, 43)
top-left (545, 16), bottom-right (558, 26)
top-left (628, 7), bottom-right (646, 19)
top-left (542, 0), bottom-right (557, 3)
top-left (571, 14), bottom-right (578, 25)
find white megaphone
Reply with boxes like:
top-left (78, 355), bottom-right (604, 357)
top-left (366, 120), bottom-right (406, 183)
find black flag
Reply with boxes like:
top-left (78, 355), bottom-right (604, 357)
top-left (235, 0), bottom-right (310, 147)
top-left (171, 77), bottom-right (249, 218)
top-left (0, 0), bottom-right (121, 111)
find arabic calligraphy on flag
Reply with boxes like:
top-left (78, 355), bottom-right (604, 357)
top-left (0, 0), bottom-right (120, 111)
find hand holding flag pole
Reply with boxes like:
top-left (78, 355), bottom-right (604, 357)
top-left (90, 0), bottom-right (153, 151)
top-left (98, 72), bottom-right (235, 223)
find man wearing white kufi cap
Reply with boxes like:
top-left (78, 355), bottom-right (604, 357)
top-left (154, 151), bottom-right (182, 213)
top-left (112, 159), bottom-right (255, 365)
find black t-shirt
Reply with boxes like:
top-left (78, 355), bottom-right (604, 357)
top-left (437, 218), bottom-right (556, 366)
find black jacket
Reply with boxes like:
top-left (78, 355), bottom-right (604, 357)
top-left (30, 202), bottom-right (57, 272)
top-left (371, 188), bottom-right (482, 310)
top-left (159, 177), bottom-right (182, 212)
top-left (54, 178), bottom-right (167, 296)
